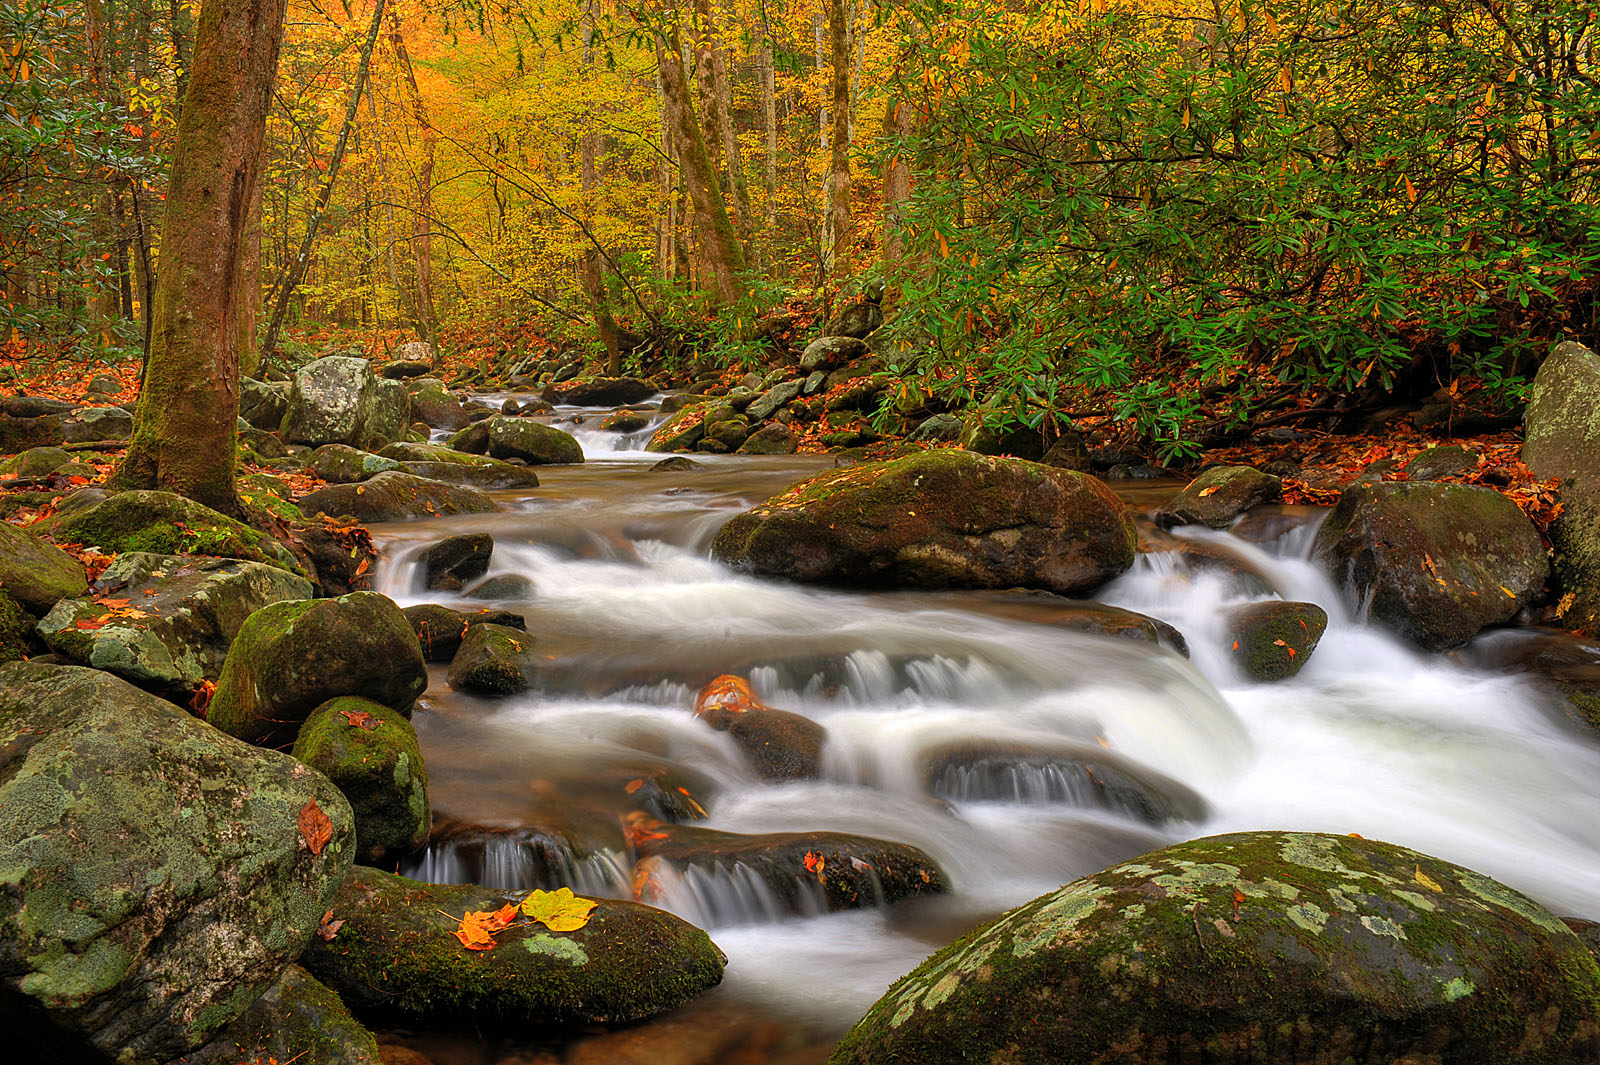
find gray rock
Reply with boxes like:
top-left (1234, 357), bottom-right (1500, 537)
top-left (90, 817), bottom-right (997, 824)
top-left (746, 379), bottom-right (804, 420)
top-left (447, 622), bottom-right (539, 695)
top-left (298, 471), bottom-right (502, 523)
top-left (486, 416), bottom-right (584, 465)
top-left (62, 405), bottom-right (133, 442)
top-left (308, 444), bottom-right (402, 484)
top-left (1524, 341), bottom-right (1600, 636)
top-left (281, 356), bottom-right (377, 447)
top-left (0, 519), bottom-right (86, 614)
top-left (364, 378), bottom-right (412, 447)
top-left (824, 301), bottom-right (883, 340)
top-left (240, 378), bottom-right (291, 431)
top-left (405, 377), bottom-right (469, 431)
top-left (85, 373), bottom-right (122, 396)
top-left (1404, 445), bottom-right (1478, 482)
top-left (465, 573), bottom-right (535, 600)
top-left (738, 424), bottom-right (797, 455)
top-left (425, 533), bottom-right (494, 590)
top-left (179, 965), bottom-right (381, 1065)
top-left (800, 336), bottom-right (869, 373)
top-left (909, 413), bottom-right (963, 442)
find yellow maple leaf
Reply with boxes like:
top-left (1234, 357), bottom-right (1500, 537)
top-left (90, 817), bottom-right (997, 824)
top-left (520, 887), bottom-right (597, 932)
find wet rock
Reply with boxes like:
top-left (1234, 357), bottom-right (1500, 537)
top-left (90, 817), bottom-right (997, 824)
top-left (1225, 600), bottom-right (1327, 681)
top-left (829, 831), bottom-right (1600, 1065)
top-left (651, 456), bottom-right (704, 472)
top-left (301, 867), bottom-right (724, 1027)
top-left (466, 573), bottom-right (536, 600)
top-left (0, 445), bottom-right (74, 477)
top-left (405, 377), bottom-right (470, 431)
top-left (46, 489), bottom-right (303, 574)
top-left (546, 376), bottom-right (658, 406)
top-left (447, 420), bottom-right (491, 454)
top-left (0, 663), bottom-right (354, 1064)
top-left (1454, 629), bottom-right (1600, 737)
top-left (178, 965), bottom-right (382, 1065)
top-left (922, 741), bottom-right (1207, 823)
top-left (486, 416), bottom-right (584, 465)
top-left (693, 675), bottom-right (825, 781)
top-left (37, 552), bottom-right (313, 697)
top-left (1523, 340), bottom-right (1600, 636)
top-left (447, 622), bottom-right (539, 695)
top-left (424, 533), bottom-right (494, 591)
top-left (1313, 482), bottom-right (1548, 651)
top-left (299, 471), bottom-right (502, 523)
top-left (1155, 465), bottom-right (1282, 529)
top-left (945, 590), bottom-right (1188, 656)
top-left (746, 379), bottom-right (804, 420)
top-left (600, 410), bottom-right (653, 433)
top-left (712, 450), bottom-right (1137, 596)
top-left (0, 519), bottom-right (86, 614)
top-left (403, 604), bottom-right (527, 663)
top-left (240, 377), bottom-right (291, 430)
top-left (703, 417), bottom-right (750, 450)
top-left (293, 697), bottom-right (430, 865)
top-left (738, 424), bottom-right (797, 454)
top-left (310, 443), bottom-right (402, 484)
top-left (630, 820), bottom-right (948, 916)
top-left (800, 336), bottom-right (868, 373)
top-left (1404, 445), bottom-right (1478, 482)
top-left (659, 393), bottom-right (705, 415)
top-left (281, 356), bottom-right (378, 447)
top-left (207, 591), bottom-right (428, 747)
top-left (645, 406), bottom-right (711, 452)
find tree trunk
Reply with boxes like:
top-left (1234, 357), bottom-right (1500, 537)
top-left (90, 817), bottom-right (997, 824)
top-left (755, 0), bottom-right (777, 264)
top-left (821, 0), bottom-right (851, 277)
top-left (881, 95), bottom-right (914, 272)
top-left (84, 0), bottom-right (121, 344)
top-left (386, 0), bottom-right (436, 344)
top-left (117, 0), bottom-right (290, 511)
top-left (580, 2), bottom-right (621, 372)
top-left (692, 0), bottom-right (751, 246)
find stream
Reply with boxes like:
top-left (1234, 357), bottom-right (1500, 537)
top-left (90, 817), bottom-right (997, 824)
top-left (368, 394), bottom-right (1600, 1059)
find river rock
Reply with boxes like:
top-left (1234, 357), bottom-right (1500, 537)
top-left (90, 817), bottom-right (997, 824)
top-left (712, 450), bottom-right (1137, 595)
top-left (1524, 340), bottom-right (1600, 636)
top-left (465, 573), bottom-right (535, 599)
top-left (909, 413), bottom-right (963, 443)
top-left (947, 590), bottom-right (1188, 656)
top-left (364, 378), bottom-right (412, 447)
top-left (829, 831), bottom-right (1600, 1065)
top-left (800, 336), bottom-right (868, 373)
top-left (37, 552), bottom-right (313, 697)
top-left (405, 377), bottom-right (469, 431)
top-left (1155, 465), bottom-right (1283, 529)
top-left (0, 519), bottom-right (86, 614)
top-left (702, 417), bottom-right (750, 450)
top-left (630, 820), bottom-right (948, 916)
top-left (0, 445), bottom-right (74, 477)
top-left (1313, 482), bottom-right (1548, 650)
top-left (600, 409), bottom-right (652, 433)
top-left (546, 376), bottom-right (658, 406)
top-left (177, 965), bottom-right (382, 1065)
top-left (1455, 629), bottom-right (1600, 737)
top-left (447, 420), bottom-right (491, 454)
top-left (645, 406), bottom-right (710, 452)
top-left (298, 471), bottom-right (502, 523)
top-left (300, 866), bottom-right (725, 1026)
top-left (738, 424), bottom-right (797, 454)
top-left (309, 443), bottom-right (402, 484)
top-left (207, 591), bottom-right (428, 747)
top-left (281, 355), bottom-right (377, 447)
top-left (446, 622), bottom-right (539, 695)
top-left (425, 533), bottom-right (494, 590)
top-left (486, 415), bottom-right (584, 465)
top-left (1225, 599), bottom-right (1327, 681)
top-left (958, 417), bottom-right (1045, 459)
top-left (659, 393), bottom-right (705, 414)
top-left (46, 489), bottom-right (303, 574)
top-left (293, 697), bottom-right (430, 865)
top-left (403, 604), bottom-right (527, 662)
top-left (693, 676), bottom-right (825, 781)
top-left (651, 456), bottom-right (704, 472)
top-left (746, 379), bottom-right (804, 420)
top-left (0, 662), bottom-right (355, 1064)
top-left (1405, 444), bottom-right (1478, 482)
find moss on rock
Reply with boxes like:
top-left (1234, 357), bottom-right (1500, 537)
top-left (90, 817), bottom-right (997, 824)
top-left (0, 519), bottom-right (86, 614)
top-left (1225, 600), bottom-right (1328, 681)
top-left (177, 965), bottom-right (381, 1065)
top-left (46, 490), bottom-right (303, 576)
top-left (298, 471), bottom-right (502, 523)
top-left (293, 698), bottom-right (429, 865)
top-left (1156, 465), bottom-right (1283, 529)
top-left (446, 622), bottom-right (538, 695)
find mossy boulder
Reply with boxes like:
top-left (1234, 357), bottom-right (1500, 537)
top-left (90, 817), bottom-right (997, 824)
top-left (308, 444), bottom-right (401, 484)
top-left (545, 376), bottom-right (658, 406)
top-left (46, 489), bottom-right (303, 575)
top-left (645, 405), bottom-right (711, 452)
top-left (446, 421), bottom-right (491, 454)
top-left (738, 424), bottom-right (797, 454)
top-left (61, 405), bottom-right (132, 443)
top-left (0, 519), bottom-right (86, 614)
top-left (1405, 445), bottom-right (1478, 482)
top-left (1225, 600), bottom-right (1328, 681)
top-left (485, 416), bottom-right (584, 465)
top-left (801, 336), bottom-right (869, 372)
top-left (1313, 482), bottom-right (1548, 651)
top-left (37, 552), bottom-right (313, 697)
top-left (300, 866), bottom-right (725, 1027)
top-left (712, 450), bottom-right (1138, 595)
top-left (207, 592), bottom-right (428, 748)
top-left (1155, 465), bottom-right (1283, 529)
top-left (446, 622), bottom-right (538, 695)
top-left (0, 663), bottom-right (355, 1064)
top-left (292, 698), bottom-right (429, 865)
top-left (177, 965), bottom-right (381, 1065)
top-left (830, 831), bottom-right (1600, 1065)
top-left (298, 471), bottom-right (502, 523)
top-left (1523, 340), bottom-right (1600, 637)
top-left (281, 355), bottom-right (378, 447)
top-left (403, 604), bottom-right (527, 663)
top-left (424, 533), bottom-right (494, 590)
top-left (404, 377), bottom-right (469, 431)
top-left (362, 378), bottom-right (411, 449)
top-left (599, 410), bottom-right (652, 433)
top-left (695, 698), bottom-right (825, 781)
top-left (0, 445), bottom-right (74, 477)
top-left (398, 459), bottom-right (541, 490)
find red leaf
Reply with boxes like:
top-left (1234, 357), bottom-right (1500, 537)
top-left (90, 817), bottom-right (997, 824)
top-left (339, 708), bottom-right (380, 730)
top-left (298, 799), bottom-right (333, 856)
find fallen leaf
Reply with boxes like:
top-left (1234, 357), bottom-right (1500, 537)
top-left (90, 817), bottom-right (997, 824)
top-left (624, 778), bottom-right (645, 794)
top-left (1197, 485), bottom-right (1221, 497)
top-left (1414, 865), bottom-right (1444, 893)
top-left (452, 910), bottom-right (497, 950)
top-left (695, 674), bottom-right (761, 716)
top-left (298, 799), bottom-right (333, 856)
top-left (316, 910), bottom-right (345, 941)
top-left (339, 708), bottom-right (381, 730)
top-left (803, 850), bottom-right (826, 880)
top-left (520, 887), bottom-right (598, 932)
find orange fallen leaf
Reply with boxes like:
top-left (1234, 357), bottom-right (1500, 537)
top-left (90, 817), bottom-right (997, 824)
top-left (339, 708), bottom-right (380, 730)
top-left (624, 778), bottom-right (644, 794)
top-left (452, 910), bottom-right (497, 950)
top-left (696, 674), bottom-right (761, 716)
top-left (316, 910), bottom-right (344, 941)
top-left (1197, 485), bottom-right (1221, 497)
top-left (298, 799), bottom-right (333, 856)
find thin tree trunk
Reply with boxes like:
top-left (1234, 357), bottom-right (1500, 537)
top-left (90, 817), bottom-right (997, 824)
top-left (693, 0), bottom-right (751, 246)
top-left (260, 0), bottom-right (387, 367)
top-left (236, 175), bottom-right (263, 376)
top-left (84, 0), bottom-right (121, 342)
top-left (655, 71), bottom-right (677, 277)
top-left (168, 0), bottom-right (189, 120)
top-left (386, 0), bottom-right (436, 344)
top-left (117, 0), bottom-right (290, 510)
top-left (580, 1), bottom-right (621, 371)
top-left (881, 96), bottom-right (914, 272)
top-left (821, 0), bottom-right (851, 277)
top-left (755, 0), bottom-right (777, 264)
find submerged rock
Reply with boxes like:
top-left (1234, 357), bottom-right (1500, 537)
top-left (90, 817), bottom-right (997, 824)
top-left (1155, 465), bottom-right (1282, 529)
top-left (712, 449), bottom-right (1137, 596)
top-left (293, 697), bottom-right (430, 865)
top-left (424, 533), bottom-right (494, 590)
top-left (1225, 600), bottom-right (1328, 681)
top-left (0, 663), bottom-right (354, 1064)
top-left (693, 675), bottom-right (825, 781)
top-left (830, 831), bottom-right (1600, 1065)
top-left (301, 866), bottom-right (724, 1027)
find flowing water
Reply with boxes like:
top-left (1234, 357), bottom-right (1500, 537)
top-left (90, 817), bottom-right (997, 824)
top-left (379, 394), bottom-right (1600, 1048)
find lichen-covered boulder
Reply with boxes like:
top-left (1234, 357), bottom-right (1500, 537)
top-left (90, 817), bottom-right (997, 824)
top-left (403, 604), bottom-right (527, 663)
top-left (308, 444), bottom-right (402, 484)
top-left (485, 416), bottom-right (583, 465)
top-left (292, 698), bottom-right (429, 865)
top-left (830, 831), bottom-right (1600, 1065)
top-left (0, 519), bottom-right (86, 614)
top-left (207, 592), bottom-right (428, 748)
top-left (712, 450), bottom-right (1138, 595)
top-left (0, 445), bottom-right (74, 477)
top-left (746, 379), bottom-right (803, 420)
top-left (62, 404), bottom-right (133, 442)
top-left (545, 376), bottom-right (657, 406)
top-left (1155, 465), bottom-right (1283, 529)
top-left (446, 622), bottom-right (538, 695)
top-left (298, 471), bottom-right (502, 523)
top-left (738, 423), bottom-right (797, 455)
top-left (281, 355), bottom-right (378, 447)
top-left (1524, 340), bottom-right (1600, 636)
top-left (1313, 482), bottom-right (1548, 651)
top-left (644, 405), bottom-right (711, 452)
top-left (800, 336), bottom-right (869, 373)
top-left (301, 866), bottom-right (725, 1026)
top-left (404, 377), bottom-right (469, 431)
top-left (240, 377), bottom-right (290, 431)
top-left (0, 663), bottom-right (355, 1064)
top-left (46, 489), bottom-right (303, 575)
top-left (363, 378), bottom-right (411, 448)
top-left (375, 441), bottom-right (542, 489)
top-left (1225, 599), bottom-right (1327, 681)
top-left (176, 965), bottom-right (381, 1065)
top-left (37, 552), bottom-right (313, 697)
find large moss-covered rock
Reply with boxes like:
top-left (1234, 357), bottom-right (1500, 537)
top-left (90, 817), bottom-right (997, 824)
top-left (281, 356), bottom-right (378, 447)
top-left (61, 405), bottom-right (132, 443)
top-left (293, 698), bottom-right (429, 865)
top-left (404, 377), bottom-right (469, 431)
top-left (831, 831), bottom-right (1600, 1065)
top-left (0, 663), bottom-right (355, 1064)
top-left (0, 445), bottom-right (74, 477)
top-left (0, 519), bottom-right (86, 614)
top-left (207, 592), bottom-right (427, 748)
top-left (37, 552), bottom-right (313, 697)
top-left (239, 377), bottom-right (290, 431)
top-left (376, 441), bottom-right (542, 489)
top-left (298, 471), bottom-right (502, 523)
top-left (1313, 482), bottom-right (1548, 650)
top-left (308, 444), bottom-right (401, 484)
top-left (363, 378), bottom-right (411, 448)
top-left (1156, 465), bottom-right (1283, 529)
top-left (644, 404), bottom-right (711, 452)
top-left (177, 965), bottom-right (382, 1065)
top-left (1523, 341), bottom-right (1600, 636)
top-left (545, 376), bottom-right (657, 406)
top-left (712, 450), bottom-right (1137, 595)
top-left (485, 416), bottom-right (584, 465)
top-left (403, 604), bottom-right (527, 662)
top-left (301, 866), bottom-right (725, 1026)
top-left (0, 588), bottom-right (32, 662)
top-left (446, 622), bottom-right (538, 695)
top-left (1225, 599), bottom-right (1327, 681)
top-left (46, 489), bottom-right (303, 575)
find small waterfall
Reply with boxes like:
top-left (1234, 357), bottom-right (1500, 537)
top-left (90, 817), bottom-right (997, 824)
top-left (400, 830), bottom-right (633, 898)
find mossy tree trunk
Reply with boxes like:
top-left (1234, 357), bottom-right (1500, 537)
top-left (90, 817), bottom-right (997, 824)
top-left (118, 0), bottom-right (290, 513)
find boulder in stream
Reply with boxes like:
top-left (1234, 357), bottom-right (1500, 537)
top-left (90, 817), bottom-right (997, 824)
top-left (404, 377), bottom-right (470, 430)
top-left (829, 831), bottom-right (1600, 1065)
top-left (0, 663), bottom-right (354, 1064)
top-left (694, 674), bottom-right (825, 781)
top-left (446, 621), bottom-right (539, 695)
top-left (645, 405), bottom-right (712, 452)
top-left (599, 409), bottom-right (652, 433)
top-left (545, 376), bottom-right (658, 406)
top-left (1523, 340), bottom-right (1600, 636)
top-left (424, 532), bottom-right (494, 590)
top-left (300, 866), bottom-right (725, 1027)
top-left (293, 697), bottom-right (430, 865)
top-left (711, 449), bottom-right (1137, 596)
top-left (404, 603), bottom-right (527, 662)
top-left (308, 443), bottom-right (401, 484)
top-left (298, 471), bottom-right (503, 523)
top-left (486, 415), bottom-right (584, 465)
top-left (1225, 599), bottom-right (1327, 681)
top-left (1154, 465), bottom-right (1282, 529)
top-left (280, 355), bottom-right (378, 447)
